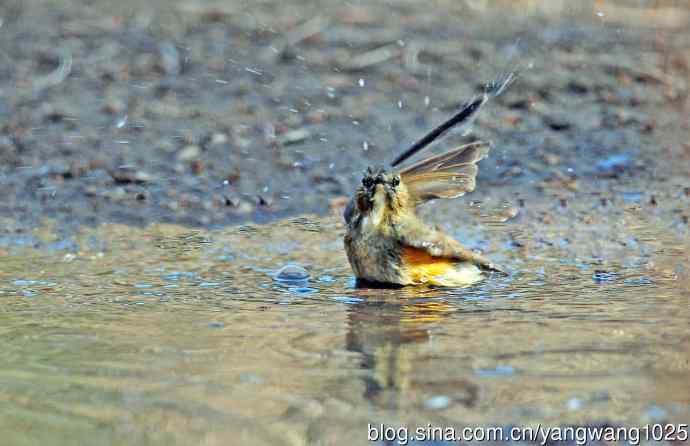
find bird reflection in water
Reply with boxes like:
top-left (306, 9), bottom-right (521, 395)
top-left (345, 288), bottom-right (479, 412)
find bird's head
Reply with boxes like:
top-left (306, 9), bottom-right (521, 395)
top-left (355, 166), bottom-right (411, 222)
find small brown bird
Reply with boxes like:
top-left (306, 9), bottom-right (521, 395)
top-left (344, 73), bottom-right (514, 287)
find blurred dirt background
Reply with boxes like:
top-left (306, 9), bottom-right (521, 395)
top-left (1, 0), bottom-right (689, 229)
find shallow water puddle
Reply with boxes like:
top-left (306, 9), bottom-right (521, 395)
top-left (0, 186), bottom-right (688, 445)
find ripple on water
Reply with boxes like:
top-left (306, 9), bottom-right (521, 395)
top-left (332, 295), bottom-right (364, 305)
top-left (199, 282), bottom-right (221, 288)
top-left (1, 190), bottom-right (688, 437)
top-left (474, 365), bottom-right (516, 378)
top-left (592, 270), bottom-right (618, 283)
top-left (623, 277), bottom-right (653, 286)
top-left (161, 271), bottom-right (197, 281)
top-left (286, 286), bottom-right (318, 295)
top-left (12, 279), bottom-right (56, 287)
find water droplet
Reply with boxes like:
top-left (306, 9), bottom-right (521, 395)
top-left (362, 141), bottom-right (368, 151)
top-left (274, 264), bottom-right (310, 283)
top-left (567, 397), bottom-right (584, 411)
top-left (424, 395), bottom-right (451, 410)
top-left (240, 372), bottom-right (263, 384)
top-left (622, 191), bottom-right (642, 203)
top-left (115, 115), bottom-right (128, 129)
top-left (644, 404), bottom-right (667, 421)
top-left (245, 67), bottom-right (263, 76)
top-left (358, 78), bottom-right (365, 87)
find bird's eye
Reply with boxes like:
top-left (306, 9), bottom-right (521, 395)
top-left (391, 176), bottom-right (400, 187)
top-left (362, 177), bottom-right (373, 188)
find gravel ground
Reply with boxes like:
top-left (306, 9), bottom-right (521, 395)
top-left (1, 0), bottom-right (689, 230)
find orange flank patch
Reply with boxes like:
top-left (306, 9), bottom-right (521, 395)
top-left (402, 246), bottom-right (456, 281)
top-left (401, 246), bottom-right (482, 287)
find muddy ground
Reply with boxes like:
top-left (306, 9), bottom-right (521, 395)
top-left (1, 0), bottom-right (689, 231)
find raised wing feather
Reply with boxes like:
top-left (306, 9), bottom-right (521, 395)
top-left (400, 141), bottom-right (488, 176)
top-left (400, 142), bottom-right (489, 203)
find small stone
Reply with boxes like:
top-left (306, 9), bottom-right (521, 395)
top-left (177, 145), bottom-right (201, 161)
top-left (543, 153), bottom-right (560, 166)
top-left (191, 159), bottom-right (204, 175)
top-left (329, 196), bottom-right (349, 214)
top-left (236, 201), bottom-right (255, 214)
top-left (278, 128), bottom-right (310, 146)
top-left (210, 132), bottom-right (228, 145)
top-left (103, 98), bottom-right (125, 115)
top-left (223, 195), bottom-right (240, 207)
top-left (544, 113), bottom-right (571, 131)
top-left (497, 204), bottom-right (519, 222)
top-left (109, 168), bottom-right (154, 185)
top-left (156, 139), bottom-right (176, 154)
top-left (306, 110), bottom-right (328, 124)
top-left (257, 195), bottom-right (272, 207)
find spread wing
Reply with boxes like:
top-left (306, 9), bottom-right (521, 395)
top-left (395, 220), bottom-right (503, 272)
top-left (399, 141), bottom-right (490, 204)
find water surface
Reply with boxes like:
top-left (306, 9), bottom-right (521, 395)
top-left (1, 182), bottom-right (688, 445)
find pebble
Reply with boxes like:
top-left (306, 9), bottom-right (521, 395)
top-left (278, 128), bottom-right (310, 146)
top-left (109, 168), bottom-right (154, 185)
top-left (177, 145), bottom-right (201, 162)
